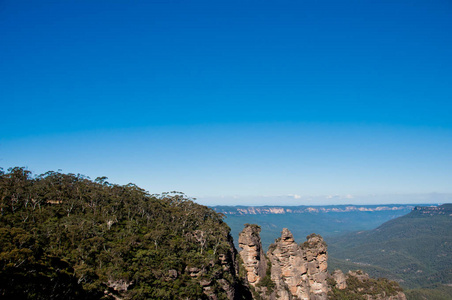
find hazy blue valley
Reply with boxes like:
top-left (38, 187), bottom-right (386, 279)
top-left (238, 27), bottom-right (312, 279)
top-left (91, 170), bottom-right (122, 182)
top-left (213, 205), bottom-right (415, 250)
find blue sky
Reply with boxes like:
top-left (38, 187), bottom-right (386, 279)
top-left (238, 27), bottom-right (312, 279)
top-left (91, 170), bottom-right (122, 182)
top-left (1, 0), bottom-right (451, 205)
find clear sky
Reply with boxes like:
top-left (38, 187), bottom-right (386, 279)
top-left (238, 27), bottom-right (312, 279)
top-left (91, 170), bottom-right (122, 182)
top-left (1, 0), bottom-right (451, 205)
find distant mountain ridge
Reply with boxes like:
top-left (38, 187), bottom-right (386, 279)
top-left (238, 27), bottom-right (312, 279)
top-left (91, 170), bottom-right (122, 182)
top-left (213, 205), bottom-right (415, 215)
top-left (213, 204), bottom-right (418, 251)
top-left (327, 203), bottom-right (452, 299)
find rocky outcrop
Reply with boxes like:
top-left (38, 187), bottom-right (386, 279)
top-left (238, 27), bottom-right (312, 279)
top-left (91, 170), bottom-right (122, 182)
top-left (347, 271), bottom-right (407, 300)
top-left (329, 270), bottom-right (407, 300)
top-left (238, 224), bottom-right (267, 286)
top-left (238, 225), bottom-right (406, 300)
top-left (331, 270), bottom-right (346, 289)
top-left (267, 230), bottom-right (329, 300)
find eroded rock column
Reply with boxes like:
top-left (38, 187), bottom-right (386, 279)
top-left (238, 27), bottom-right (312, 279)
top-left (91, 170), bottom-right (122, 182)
top-left (302, 234), bottom-right (329, 300)
top-left (238, 224), bottom-right (267, 286)
top-left (267, 228), bottom-right (306, 300)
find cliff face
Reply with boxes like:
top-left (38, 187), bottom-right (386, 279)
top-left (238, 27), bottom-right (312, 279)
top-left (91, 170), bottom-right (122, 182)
top-left (412, 204), bottom-right (452, 216)
top-left (197, 232), bottom-right (252, 300)
top-left (213, 205), bottom-right (413, 215)
top-left (238, 224), bottom-right (406, 300)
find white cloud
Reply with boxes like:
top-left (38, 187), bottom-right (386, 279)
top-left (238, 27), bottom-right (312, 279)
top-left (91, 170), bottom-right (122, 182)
top-left (326, 194), bottom-right (353, 200)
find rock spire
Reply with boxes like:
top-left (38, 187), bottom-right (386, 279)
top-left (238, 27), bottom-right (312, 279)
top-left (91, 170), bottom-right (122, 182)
top-left (267, 230), bottom-right (329, 300)
top-left (238, 224), bottom-right (267, 286)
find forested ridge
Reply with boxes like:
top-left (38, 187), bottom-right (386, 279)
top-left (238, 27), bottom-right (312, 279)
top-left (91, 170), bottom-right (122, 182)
top-left (328, 204), bottom-right (452, 299)
top-left (0, 167), bottom-right (248, 299)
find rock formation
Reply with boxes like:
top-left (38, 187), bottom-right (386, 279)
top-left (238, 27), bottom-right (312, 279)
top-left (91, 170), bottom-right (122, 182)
top-left (238, 224), bottom-right (267, 286)
top-left (267, 230), bottom-right (329, 300)
top-left (267, 228), bottom-right (305, 299)
top-left (239, 225), bottom-right (329, 300)
top-left (238, 224), bottom-right (406, 300)
top-left (331, 270), bottom-right (346, 290)
top-left (302, 233), bottom-right (329, 299)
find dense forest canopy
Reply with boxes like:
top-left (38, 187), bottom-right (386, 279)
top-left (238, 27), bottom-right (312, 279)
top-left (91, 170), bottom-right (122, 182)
top-left (0, 167), bottom-right (245, 299)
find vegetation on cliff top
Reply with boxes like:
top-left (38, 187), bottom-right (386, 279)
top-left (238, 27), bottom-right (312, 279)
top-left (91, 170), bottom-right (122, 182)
top-left (0, 167), bottom-right (245, 299)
